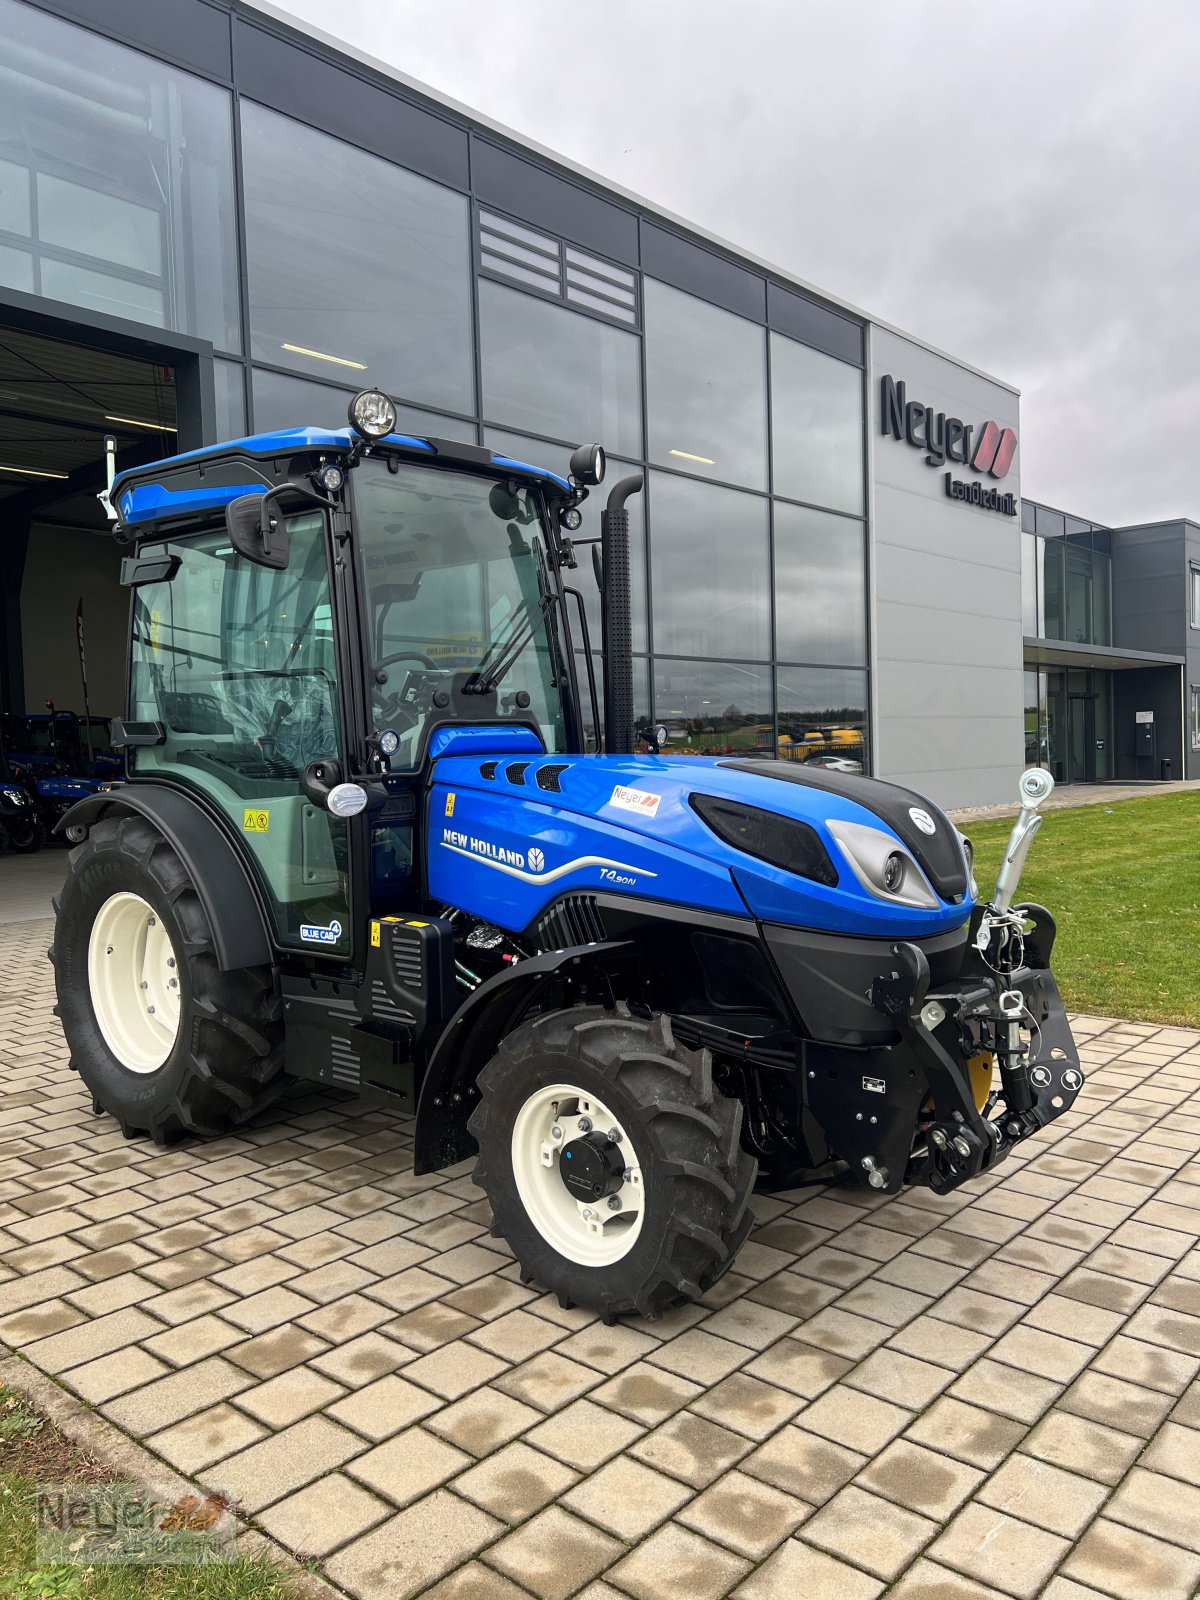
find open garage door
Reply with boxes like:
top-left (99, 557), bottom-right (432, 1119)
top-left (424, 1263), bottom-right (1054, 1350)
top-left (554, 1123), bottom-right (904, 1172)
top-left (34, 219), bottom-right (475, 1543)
top-left (0, 323), bottom-right (180, 723)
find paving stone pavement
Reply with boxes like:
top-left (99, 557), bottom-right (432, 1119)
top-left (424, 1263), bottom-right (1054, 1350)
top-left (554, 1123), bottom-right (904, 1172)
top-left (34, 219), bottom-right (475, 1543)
top-left (2, 912), bottom-right (1200, 1600)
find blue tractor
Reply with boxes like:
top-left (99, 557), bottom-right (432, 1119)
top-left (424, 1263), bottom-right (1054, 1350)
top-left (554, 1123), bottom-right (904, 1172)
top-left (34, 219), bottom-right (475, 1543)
top-left (52, 389), bottom-right (1082, 1318)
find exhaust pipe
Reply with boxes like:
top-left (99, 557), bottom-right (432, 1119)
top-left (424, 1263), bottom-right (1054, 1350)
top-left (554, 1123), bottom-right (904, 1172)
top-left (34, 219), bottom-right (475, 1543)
top-left (601, 474), bottom-right (643, 756)
top-left (993, 768), bottom-right (1055, 911)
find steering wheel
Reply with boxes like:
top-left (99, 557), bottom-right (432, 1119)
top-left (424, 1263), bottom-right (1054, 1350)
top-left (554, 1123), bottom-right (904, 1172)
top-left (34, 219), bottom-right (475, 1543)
top-left (373, 651), bottom-right (446, 732)
top-left (375, 649), bottom-right (440, 674)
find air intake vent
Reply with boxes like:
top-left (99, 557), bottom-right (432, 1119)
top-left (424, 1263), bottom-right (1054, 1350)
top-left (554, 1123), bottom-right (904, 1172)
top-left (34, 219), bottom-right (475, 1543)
top-left (505, 762), bottom-right (530, 785)
top-left (536, 895), bottom-right (607, 950)
top-left (535, 764), bottom-right (570, 793)
top-left (565, 248), bottom-right (637, 325)
top-left (480, 211), bottom-right (561, 297)
top-left (480, 761), bottom-right (498, 780)
top-left (478, 209), bottom-right (640, 329)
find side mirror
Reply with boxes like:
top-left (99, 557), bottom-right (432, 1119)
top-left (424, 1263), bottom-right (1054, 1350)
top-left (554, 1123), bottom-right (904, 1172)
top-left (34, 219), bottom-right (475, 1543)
top-left (226, 491), bottom-right (290, 570)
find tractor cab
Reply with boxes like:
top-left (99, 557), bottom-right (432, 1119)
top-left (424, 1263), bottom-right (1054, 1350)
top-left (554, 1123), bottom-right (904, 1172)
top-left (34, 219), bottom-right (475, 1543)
top-left (105, 391), bottom-right (610, 959)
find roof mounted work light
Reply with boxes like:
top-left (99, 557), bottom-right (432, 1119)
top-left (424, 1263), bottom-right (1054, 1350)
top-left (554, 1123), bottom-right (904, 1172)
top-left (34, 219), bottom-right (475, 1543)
top-left (348, 389), bottom-right (398, 440)
top-left (569, 442), bottom-right (606, 487)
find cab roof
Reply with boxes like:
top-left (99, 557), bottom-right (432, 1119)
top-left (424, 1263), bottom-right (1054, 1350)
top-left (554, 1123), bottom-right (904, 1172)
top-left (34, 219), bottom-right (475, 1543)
top-left (112, 426), bottom-right (574, 530)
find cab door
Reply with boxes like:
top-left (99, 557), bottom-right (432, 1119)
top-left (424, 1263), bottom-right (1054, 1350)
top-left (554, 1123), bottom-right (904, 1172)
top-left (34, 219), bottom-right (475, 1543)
top-left (127, 509), bottom-right (355, 957)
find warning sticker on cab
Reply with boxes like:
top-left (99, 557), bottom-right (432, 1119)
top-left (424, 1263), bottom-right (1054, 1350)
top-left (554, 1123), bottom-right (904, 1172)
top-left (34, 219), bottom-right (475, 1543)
top-left (370, 921), bottom-right (381, 948)
top-left (243, 809), bottom-right (270, 833)
top-left (608, 784), bottom-right (662, 819)
top-left (444, 792), bottom-right (456, 817)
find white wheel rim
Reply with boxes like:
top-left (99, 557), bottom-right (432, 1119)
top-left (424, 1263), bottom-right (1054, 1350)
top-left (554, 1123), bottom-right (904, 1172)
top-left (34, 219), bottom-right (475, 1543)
top-left (510, 1082), bottom-right (645, 1267)
top-left (87, 892), bottom-right (181, 1073)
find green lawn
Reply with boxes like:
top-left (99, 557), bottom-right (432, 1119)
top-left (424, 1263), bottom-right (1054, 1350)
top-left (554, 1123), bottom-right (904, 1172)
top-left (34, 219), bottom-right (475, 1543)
top-left (0, 1390), bottom-right (300, 1600)
top-left (966, 791), bottom-right (1200, 1028)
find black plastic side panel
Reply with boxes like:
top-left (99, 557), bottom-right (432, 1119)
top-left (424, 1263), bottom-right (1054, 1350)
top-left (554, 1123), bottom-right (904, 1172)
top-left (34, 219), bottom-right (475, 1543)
top-left (55, 789), bottom-right (271, 972)
top-left (766, 922), bottom-right (969, 1046)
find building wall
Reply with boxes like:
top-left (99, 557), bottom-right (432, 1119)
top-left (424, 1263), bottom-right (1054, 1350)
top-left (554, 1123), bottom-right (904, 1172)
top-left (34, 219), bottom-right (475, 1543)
top-left (21, 527), bottom-right (126, 714)
top-left (868, 327), bottom-right (1024, 810)
top-left (1186, 523), bottom-right (1200, 780)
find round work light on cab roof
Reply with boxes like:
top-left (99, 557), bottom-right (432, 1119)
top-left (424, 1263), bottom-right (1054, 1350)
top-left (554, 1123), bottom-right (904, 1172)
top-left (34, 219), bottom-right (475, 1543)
top-left (348, 389), bottom-right (398, 440)
top-left (569, 442), bottom-right (606, 486)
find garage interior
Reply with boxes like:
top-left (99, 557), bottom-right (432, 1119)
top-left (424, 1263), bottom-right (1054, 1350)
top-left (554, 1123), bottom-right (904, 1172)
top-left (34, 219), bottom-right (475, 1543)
top-left (0, 321), bottom-right (178, 717)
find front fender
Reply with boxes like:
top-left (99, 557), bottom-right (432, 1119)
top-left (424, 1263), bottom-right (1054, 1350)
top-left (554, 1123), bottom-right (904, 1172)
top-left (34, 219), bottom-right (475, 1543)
top-left (54, 787), bottom-right (272, 972)
top-left (413, 940), bottom-right (632, 1174)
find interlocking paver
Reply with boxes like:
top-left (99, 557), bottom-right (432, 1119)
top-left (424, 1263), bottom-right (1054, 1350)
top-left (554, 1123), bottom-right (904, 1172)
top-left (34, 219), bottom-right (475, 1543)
top-left (7, 915), bottom-right (1200, 1599)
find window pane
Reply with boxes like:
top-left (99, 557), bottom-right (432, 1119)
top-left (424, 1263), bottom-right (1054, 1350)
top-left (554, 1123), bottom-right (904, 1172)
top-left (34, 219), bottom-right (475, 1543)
top-left (649, 473), bottom-right (769, 661)
top-left (1190, 567), bottom-right (1200, 629)
top-left (773, 504), bottom-right (866, 667)
top-left (645, 279), bottom-right (766, 489)
top-left (479, 279), bottom-right (642, 457)
top-left (38, 174), bottom-right (160, 275)
top-left (770, 334), bottom-right (862, 513)
top-left (1021, 532), bottom-right (1038, 636)
top-left (0, 0), bottom-right (240, 350)
top-left (577, 655), bottom-right (650, 752)
top-left (484, 427), bottom-right (647, 652)
top-left (40, 258), bottom-right (164, 326)
top-left (653, 658), bottom-right (773, 757)
top-left (0, 157), bottom-right (30, 235)
top-left (252, 367), bottom-right (476, 443)
top-left (0, 242), bottom-right (33, 293)
top-left (213, 359), bottom-right (246, 442)
top-left (242, 102), bottom-right (472, 412)
top-left (777, 665), bottom-right (868, 772)
top-left (1191, 686), bottom-right (1200, 751)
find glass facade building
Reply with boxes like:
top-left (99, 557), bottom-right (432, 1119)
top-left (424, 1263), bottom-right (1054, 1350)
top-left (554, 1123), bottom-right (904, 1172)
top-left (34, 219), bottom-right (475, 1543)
top-left (0, 0), bottom-right (870, 772)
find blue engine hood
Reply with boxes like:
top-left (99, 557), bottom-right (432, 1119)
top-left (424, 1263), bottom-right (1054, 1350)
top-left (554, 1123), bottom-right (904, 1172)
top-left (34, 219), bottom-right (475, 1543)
top-left (426, 748), bottom-right (974, 939)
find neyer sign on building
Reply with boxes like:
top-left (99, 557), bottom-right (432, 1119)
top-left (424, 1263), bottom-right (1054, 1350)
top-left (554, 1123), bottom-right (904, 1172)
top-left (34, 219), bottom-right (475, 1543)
top-left (880, 374), bottom-right (1017, 516)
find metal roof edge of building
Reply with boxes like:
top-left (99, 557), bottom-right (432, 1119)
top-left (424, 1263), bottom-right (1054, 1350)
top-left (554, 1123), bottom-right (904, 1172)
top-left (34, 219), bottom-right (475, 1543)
top-left (1023, 637), bottom-right (1185, 670)
top-left (239, 0), bottom-right (1020, 398)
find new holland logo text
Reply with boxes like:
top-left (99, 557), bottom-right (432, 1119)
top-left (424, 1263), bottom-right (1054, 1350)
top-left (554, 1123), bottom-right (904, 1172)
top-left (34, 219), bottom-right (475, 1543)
top-left (440, 829), bottom-right (655, 887)
top-left (880, 374), bottom-right (1018, 517)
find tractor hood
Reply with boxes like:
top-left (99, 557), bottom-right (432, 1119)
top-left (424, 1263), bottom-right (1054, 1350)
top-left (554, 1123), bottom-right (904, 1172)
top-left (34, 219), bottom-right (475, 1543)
top-left (427, 746), bottom-right (975, 940)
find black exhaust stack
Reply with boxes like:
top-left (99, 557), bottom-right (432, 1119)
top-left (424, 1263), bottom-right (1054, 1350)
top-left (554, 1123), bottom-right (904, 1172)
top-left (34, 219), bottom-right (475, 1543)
top-left (600, 474), bottom-right (643, 756)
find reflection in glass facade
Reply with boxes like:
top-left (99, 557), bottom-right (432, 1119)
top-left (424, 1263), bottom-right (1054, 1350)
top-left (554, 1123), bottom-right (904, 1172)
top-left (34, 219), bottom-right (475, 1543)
top-left (0, 1), bottom-right (873, 765)
top-left (644, 278), bottom-right (767, 490)
top-left (240, 102), bottom-right (473, 413)
top-left (0, 0), bottom-right (241, 349)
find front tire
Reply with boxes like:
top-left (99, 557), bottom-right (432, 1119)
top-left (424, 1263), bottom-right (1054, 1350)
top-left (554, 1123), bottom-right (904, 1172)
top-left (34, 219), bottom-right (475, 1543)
top-left (469, 1005), bottom-right (757, 1319)
top-left (6, 814), bottom-right (44, 853)
top-left (50, 812), bottom-right (290, 1144)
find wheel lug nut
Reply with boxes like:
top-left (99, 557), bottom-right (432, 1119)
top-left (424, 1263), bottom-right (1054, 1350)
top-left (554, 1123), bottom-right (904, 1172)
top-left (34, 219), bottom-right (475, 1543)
top-left (581, 1208), bottom-right (593, 1222)
top-left (606, 1128), bottom-right (622, 1143)
top-left (550, 1125), bottom-right (563, 1141)
top-left (577, 1116), bottom-right (592, 1133)
top-left (622, 1169), bottom-right (632, 1183)
top-left (607, 1195), bottom-right (622, 1212)
top-left (147, 1006), bottom-right (155, 1015)
top-left (167, 958), bottom-right (175, 968)
top-left (140, 981), bottom-right (148, 990)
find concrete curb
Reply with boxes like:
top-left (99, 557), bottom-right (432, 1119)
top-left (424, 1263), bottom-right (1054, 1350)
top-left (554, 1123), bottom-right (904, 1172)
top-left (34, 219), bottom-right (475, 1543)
top-left (0, 1352), bottom-right (349, 1600)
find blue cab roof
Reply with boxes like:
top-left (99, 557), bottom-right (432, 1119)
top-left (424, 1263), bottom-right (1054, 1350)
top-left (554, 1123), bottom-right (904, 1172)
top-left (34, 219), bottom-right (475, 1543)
top-left (112, 426), bottom-right (574, 529)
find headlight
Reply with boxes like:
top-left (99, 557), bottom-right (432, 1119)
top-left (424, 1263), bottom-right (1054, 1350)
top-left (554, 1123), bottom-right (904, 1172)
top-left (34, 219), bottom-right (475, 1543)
top-left (348, 388), bottom-right (397, 440)
top-left (957, 831), bottom-right (978, 897)
top-left (690, 795), bottom-right (838, 886)
top-left (825, 818), bottom-right (939, 909)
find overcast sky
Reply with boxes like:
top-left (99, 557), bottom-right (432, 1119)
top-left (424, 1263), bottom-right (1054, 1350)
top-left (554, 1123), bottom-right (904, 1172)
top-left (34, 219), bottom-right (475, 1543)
top-left (280, 0), bottom-right (1198, 527)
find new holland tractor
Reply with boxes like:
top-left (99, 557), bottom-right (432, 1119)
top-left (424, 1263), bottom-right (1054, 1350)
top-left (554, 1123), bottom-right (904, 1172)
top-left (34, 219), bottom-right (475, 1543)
top-left (51, 389), bottom-right (1083, 1319)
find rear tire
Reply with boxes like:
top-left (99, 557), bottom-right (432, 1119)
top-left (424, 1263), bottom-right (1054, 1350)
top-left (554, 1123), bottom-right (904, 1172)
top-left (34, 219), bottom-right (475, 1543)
top-left (50, 812), bottom-right (290, 1144)
top-left (469, 1004), bottom-right (757, 1319)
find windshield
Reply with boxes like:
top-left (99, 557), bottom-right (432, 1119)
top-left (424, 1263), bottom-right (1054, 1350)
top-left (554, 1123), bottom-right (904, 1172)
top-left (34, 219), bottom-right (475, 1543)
top-left (355, 458), bottom-right (571, 765)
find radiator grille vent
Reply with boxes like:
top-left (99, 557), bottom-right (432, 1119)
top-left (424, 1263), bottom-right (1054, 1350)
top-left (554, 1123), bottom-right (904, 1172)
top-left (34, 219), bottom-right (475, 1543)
top-left (505, 762), bottom-right (530, 785)
top-left (480, 761), bottom-right (498, 780)
top-left (536, 895), bottom-right (607, 950)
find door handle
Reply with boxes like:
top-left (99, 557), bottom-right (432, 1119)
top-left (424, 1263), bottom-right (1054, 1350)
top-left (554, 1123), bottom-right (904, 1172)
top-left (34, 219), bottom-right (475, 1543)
top-left (302, 757), bottom-right (343, 807)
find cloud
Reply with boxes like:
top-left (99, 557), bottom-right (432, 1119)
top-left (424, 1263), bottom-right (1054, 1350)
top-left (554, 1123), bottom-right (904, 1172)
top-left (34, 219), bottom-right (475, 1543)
top-left (277, 0), bottom-right (1200, 524)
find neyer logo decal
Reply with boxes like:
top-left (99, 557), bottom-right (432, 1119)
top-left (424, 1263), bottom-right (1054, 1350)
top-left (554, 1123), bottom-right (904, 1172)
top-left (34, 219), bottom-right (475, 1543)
top-left (880, 375), bottom-right (1018, 517)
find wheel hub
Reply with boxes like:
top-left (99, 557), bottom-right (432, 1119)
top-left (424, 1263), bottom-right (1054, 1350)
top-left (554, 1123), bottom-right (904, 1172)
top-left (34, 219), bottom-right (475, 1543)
top-left (559, 1130), bottom-right (625, 1202)
top-left (86, 891), bottom-right (181, 1074)
top-left (510, 1083), bottom-right (645, 1267)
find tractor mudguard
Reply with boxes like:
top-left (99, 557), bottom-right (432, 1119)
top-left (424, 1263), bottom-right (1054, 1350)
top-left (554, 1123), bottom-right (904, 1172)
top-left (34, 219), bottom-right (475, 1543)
top-left (413, 940), bottom-right (632, 1175)
top-left (54, 787), bottom-right (272, 972)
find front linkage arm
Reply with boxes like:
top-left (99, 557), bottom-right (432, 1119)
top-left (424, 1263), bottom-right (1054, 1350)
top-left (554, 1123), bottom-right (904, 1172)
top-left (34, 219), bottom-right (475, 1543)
top-left (871, 903), bottom-right (1085, 1195)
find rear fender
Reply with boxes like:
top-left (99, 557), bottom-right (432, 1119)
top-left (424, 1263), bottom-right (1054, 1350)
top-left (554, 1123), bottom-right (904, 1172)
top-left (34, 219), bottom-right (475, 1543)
top-left (54, 787), bottom-right (271, 971)
top-left (414, 941), bottom-right (632, 1174)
